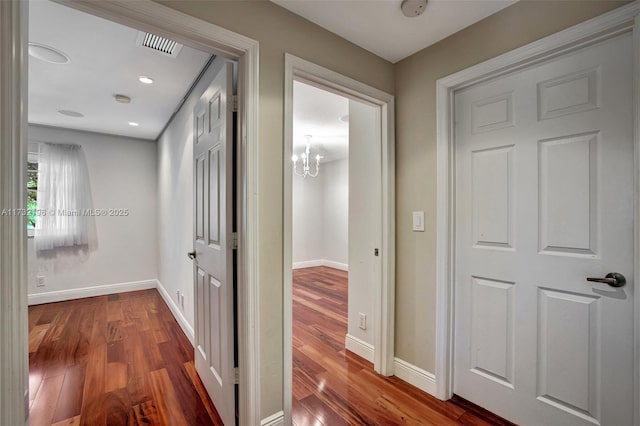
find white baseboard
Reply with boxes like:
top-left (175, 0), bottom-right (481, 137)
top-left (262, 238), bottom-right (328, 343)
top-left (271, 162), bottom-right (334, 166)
top-left (292, 259), bottom-right (324, 269)
top-left (322, 260), bottom-right (348, 271)
top-left (292, 259), bottom-right (348, 271)
top-left (393, 358), bottom-right (436, 397)
top-left (345, 333), bottom-right (374, 363)
top-left (27, 279), bottom-right (157, 306)
top-left (260, 410), bottom-right (284, 426)
top-left (156, 279), bottom-right (195, 346)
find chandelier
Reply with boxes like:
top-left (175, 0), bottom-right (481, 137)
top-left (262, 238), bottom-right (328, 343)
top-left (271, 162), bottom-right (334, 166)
top-left (292, 135), bottom-right (323, 178)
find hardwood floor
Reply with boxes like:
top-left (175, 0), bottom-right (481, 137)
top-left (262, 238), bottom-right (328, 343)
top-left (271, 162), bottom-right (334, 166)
top-left (292, 266), bottom-right (514, 426)
top-left (28, 289), bottom-right (223, 426)
top-left (27, 268), bottom-right (512, 425)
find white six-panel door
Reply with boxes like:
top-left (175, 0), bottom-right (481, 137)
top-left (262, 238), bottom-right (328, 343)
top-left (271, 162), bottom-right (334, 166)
top-left (454, 33), bottom-right (634, 425)
top-left (193, 62), bottom-right (236, 426)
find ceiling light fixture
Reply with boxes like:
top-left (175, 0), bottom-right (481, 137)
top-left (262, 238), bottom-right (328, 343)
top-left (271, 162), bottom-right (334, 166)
top-left (58, 109), bottom-right (84, 118)
top-left (138, 76), bottom-right (154, 84)
top-left (28, 43), bottom-right (70, 64)
top-left (128, 122), bottom-right (139, 127)
top-left (401, 0), bottom-right (428, 17)
top-left (114, 94), bottom-right (132, 104)
top-left (292, 135), bottom-right (323, 178)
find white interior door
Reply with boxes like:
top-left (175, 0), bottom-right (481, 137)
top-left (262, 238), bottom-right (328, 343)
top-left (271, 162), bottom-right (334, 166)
top-left (192, 62), bottom-right (235, 426)
top-left (348, 99), bottom-right (382, 351)
top-left (454, 33), bottom-right (635, 426)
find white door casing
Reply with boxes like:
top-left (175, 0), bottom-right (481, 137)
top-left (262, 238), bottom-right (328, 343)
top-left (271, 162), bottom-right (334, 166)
top-left (193, 62), bottom-right (236, 426)
top-left (0, 1), bottom-right (29, 424)
top-left (436, 4), bottom-right (640, 426)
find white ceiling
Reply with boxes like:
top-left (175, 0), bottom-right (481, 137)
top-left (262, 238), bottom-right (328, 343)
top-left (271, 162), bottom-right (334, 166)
top-left (272, 0), bottom-right (518, 63)
top-left (28, 0), bottom-right (211, 140)
top-left (294, 81), bottom-right (349, 163)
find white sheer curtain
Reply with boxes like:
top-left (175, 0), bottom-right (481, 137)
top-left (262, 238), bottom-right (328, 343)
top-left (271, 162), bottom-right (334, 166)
top-left (35, 143), bottom-right (96, 253)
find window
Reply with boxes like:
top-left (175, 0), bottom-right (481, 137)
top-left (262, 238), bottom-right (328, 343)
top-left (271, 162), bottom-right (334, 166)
top-left (27, 160), bottom-right (38, 232)
top-left (34, 143), bottom-right (96, 252)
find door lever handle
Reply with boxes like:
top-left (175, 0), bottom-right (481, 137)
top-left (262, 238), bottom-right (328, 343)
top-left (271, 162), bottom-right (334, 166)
top-left (187, 250), bottom-right (197, 260)
top-left (586, 272), bottom-right (626, 288)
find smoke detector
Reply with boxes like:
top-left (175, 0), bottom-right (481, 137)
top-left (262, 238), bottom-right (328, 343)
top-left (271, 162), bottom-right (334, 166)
top-left (136, 31), bottom-right (184, 58)
top-left (401, 0), bottom-right (428, 17)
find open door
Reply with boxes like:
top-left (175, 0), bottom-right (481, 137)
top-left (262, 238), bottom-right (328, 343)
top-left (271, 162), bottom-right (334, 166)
top-left (191, 62), bottom-right (236, 426)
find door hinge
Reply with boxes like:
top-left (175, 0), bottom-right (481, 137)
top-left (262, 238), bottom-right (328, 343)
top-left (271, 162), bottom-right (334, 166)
top-left (232, 232), bottom-right (238, 250)
top-left (232, 95), bottom-right (238, 112)
top-left (374, 248), bottom-right (379, 256)
top-left (234, 367), bottom-right (239, 384)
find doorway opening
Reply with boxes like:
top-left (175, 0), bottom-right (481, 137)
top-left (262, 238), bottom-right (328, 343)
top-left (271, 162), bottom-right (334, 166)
top-left (290, 80), bottom-right (347, 422)
top-left (283, 54), bottom-right (396, 422)
top-left (12, 0), bottom-right (260, 424)
top-left (26, 1), bottom-right (237, 424)
top-left (291, 77), bottom-right (391, 422)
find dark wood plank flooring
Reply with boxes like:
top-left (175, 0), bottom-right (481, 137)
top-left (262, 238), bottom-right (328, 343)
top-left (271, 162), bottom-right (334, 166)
top-left (292, 266), bottom-right (514, 426)
top-left (28, 289), bottom-right (223, 426)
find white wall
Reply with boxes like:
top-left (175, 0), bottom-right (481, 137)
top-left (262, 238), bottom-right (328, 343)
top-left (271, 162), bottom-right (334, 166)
top-left (27, 124), bottom-right (158, 302)
top-left (292, 171), bottom-right (325, 265)
top-left (292, 158), bottom-right (348, 269)
top-left (347, 100), bottom-right (380, 346)
top-left (322, 159), bottom-right (349, 267)
top-left (157, 56), bottom-right (229, 337)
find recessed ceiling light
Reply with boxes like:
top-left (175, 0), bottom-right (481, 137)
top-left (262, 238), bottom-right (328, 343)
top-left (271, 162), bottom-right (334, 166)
top-left (114, 94), bottom-right (132, 104)
top-left (58, 109), bottom-right (84, 118)
top-left (138, 76), bottom-right (154, 84)
top-left (28, 43), bottom-right (70, 64)
top-left (128, 122), bottom-right (139, 127)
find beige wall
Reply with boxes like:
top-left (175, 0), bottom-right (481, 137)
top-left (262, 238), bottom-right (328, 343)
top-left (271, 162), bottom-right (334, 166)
top-left (156, 0), bottom-right (394, 418)
top-left (394, 0), bottom-right (629, 373)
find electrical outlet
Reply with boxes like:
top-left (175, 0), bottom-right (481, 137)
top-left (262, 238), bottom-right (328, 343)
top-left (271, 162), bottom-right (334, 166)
top-left (358, 313), bottom-right (367, 330)
top-left (36, 276), bottom-right (46, 287)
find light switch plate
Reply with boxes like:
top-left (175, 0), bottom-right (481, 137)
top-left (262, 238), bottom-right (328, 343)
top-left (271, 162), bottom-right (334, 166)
top-left (412, 211), bottom-right (425, 232)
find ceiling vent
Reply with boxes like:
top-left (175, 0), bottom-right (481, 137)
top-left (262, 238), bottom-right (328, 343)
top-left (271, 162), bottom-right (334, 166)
top-left (136, 31), bottom-right (183, 58)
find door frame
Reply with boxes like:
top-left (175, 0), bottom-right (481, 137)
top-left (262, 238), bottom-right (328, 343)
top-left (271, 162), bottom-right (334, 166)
top-left (0, 0), bottom-right (262, 424)
top-left (0, 1), bottom-right (29, 423)
top-left (283, 54), bottom-right (396, 423)
top-left (434, 2), bottom-right (640, 424)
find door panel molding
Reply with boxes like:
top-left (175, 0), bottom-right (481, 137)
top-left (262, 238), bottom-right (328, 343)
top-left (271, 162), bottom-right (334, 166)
top-left (283, 53), bottom-right (395, 425)
top-left (435, 3), bottom-right (640, 425)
